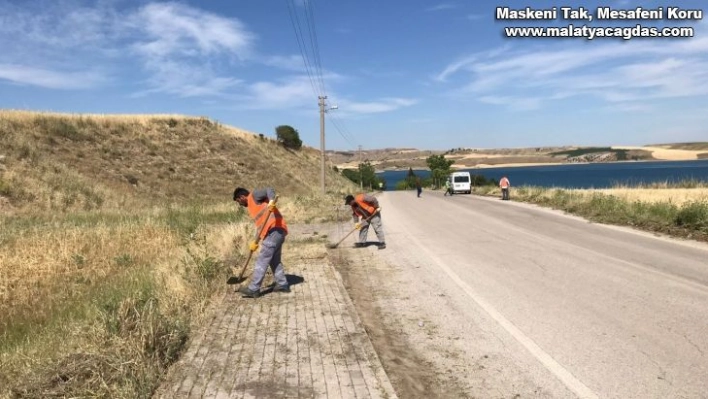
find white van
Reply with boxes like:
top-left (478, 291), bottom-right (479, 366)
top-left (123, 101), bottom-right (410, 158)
top-left (450, 171), bottom-right (472, 194)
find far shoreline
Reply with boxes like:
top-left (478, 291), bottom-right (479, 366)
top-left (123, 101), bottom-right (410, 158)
top-left (371, 158), bottom-right (707, 173)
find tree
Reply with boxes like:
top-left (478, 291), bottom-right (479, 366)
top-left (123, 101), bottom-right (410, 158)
top-left (341, 161), bottom-right (383, 190)
top-left (342, 169), bottom-right (359, 185)
top-left (275, 125), bottom-right (302, 150)
top-left (426, 154), bottom-right (455, 189)
top-left (403, 167), bottom-right (417, 190)
top-left (358, 161), bottom-right (379, 189)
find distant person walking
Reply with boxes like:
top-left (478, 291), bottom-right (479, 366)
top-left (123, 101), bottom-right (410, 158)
top-left (499, 176), bottom-right (511, 200)
top-left (416, 177), bottom-right (422, 198)
top-left (233, 187), bottom-right (290, 298)
top-left (444, 178), bottom-right (452, 196)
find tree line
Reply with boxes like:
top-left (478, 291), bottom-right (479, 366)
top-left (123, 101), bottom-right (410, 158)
top-left (270, 125), bottom-right (494, 192)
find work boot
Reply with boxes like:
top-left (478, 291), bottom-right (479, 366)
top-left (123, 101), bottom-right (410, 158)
top-left (353, 242), bottom-right (366, 248)
top-left (238, 285), bottom-right (260, 298)
top-left (272, 285), bottom-right (291, 293)
top-left (378, 242), bottom-right (386, 250)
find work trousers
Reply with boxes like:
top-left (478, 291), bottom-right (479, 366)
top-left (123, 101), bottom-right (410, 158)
top-left (249, 228), bottom-right (289, 292)
top-left (359, 214), bottom-right (385, 244)
top-left (502, 188), bottom-right (510, 200)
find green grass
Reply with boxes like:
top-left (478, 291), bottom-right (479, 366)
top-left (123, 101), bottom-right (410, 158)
top-left (2, 268), bottom-right (190, 399)
top-left (164, 204), bottom-right (244, 238)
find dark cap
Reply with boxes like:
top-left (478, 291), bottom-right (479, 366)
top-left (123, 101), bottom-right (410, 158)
top-left (344, 194), bottom-right (355, 205)
top-left (233, 187), bottom-right (249, 201)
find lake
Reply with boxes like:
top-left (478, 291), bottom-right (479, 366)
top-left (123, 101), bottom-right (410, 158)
top-left (376, 160), bottom-right (708, 190)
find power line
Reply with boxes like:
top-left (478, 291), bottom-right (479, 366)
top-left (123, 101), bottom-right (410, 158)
top-left (284, 0), bottom-right (361, 150)
top-left (303, 0), bottom-right (327, 95)
top-left (285, 0), bottom-right (321, 96)
top-left (328, 112), bottom-right (358, 149)
top-left (329, 108), bottom-right (358, 147)
top-left (284, 0), bottom-right (367, 193)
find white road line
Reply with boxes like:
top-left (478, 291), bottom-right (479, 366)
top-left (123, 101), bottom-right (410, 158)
top-left (403, 228), bottom-right (599, 399)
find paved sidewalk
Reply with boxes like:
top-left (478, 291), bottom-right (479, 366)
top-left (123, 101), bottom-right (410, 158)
top-left (155, 236), bottom-right (396, 398)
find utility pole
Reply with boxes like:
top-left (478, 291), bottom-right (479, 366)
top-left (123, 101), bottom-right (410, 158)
top-left (358, 145), bottom-right (363, 190)
top-left (319, 95), bottom-right (327, 195)
top-left (318, 97), bottom-right (338, 195)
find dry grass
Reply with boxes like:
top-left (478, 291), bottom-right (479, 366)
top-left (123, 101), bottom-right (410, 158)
top-left (611, 145), bottom-right (703, 160)
top-left (0, 196), bottom-right (347, 398)
top-left (0, 110), bottom-right (354, 213)
top-left (475, 182), bottom-right (708, 241)
top-left (651, 142), bottom-right (708, 151)
top-left (570, 188), bottom-right (708, 206)
top-left (0, 205), bottom-right (236, 397)
top-left (0, 110), bottom-right (358, 398)
top-left (478, 186), bottom-right (708, 207)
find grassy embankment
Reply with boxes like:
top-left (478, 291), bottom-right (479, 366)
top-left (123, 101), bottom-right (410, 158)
top-left (475, 180), bottom-right (708, 242)
top-left (0, 110), bottom-right (356, 398)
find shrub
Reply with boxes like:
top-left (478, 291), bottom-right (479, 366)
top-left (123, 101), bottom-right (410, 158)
top-left (34, 116), bottom-right (86, 141)
top-left (675, 201), bottom-right (708, 230)
top-left (275, 125), bottom-right (302, 150)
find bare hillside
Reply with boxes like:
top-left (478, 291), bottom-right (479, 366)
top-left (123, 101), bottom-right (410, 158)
top-left (330, 145), bottom-right (661, 170)
top-left (649, 142), bottom-right (708, 151)
top-left (327, 148), bottom-right (443, 170)
top-left (0, 110), bottom-right (354, 213)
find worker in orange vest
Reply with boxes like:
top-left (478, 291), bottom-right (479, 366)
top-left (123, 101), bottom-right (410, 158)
top-left (345, 193), bottom-right (386, 249)
top-left (233, 187), bottom-right (290, 298)
top-left (499, 176), bottom-right (511, 200)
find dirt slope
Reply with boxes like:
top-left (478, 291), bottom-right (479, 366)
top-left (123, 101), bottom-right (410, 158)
top-left (0, 110), bottom-right (354, 213)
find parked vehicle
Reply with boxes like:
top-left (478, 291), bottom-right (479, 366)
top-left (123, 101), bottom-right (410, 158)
top-left (450, 171), bottom-right (471, 194)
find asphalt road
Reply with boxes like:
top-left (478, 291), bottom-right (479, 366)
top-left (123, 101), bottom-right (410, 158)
top-left (376, 190), bottom-right (708, 399)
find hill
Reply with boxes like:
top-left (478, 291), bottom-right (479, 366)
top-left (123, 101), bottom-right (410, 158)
top-left (330, 143), bottom-right (708, 171)
top-left (327, 148), bottom-right (443, 170)
top-left (0, 109), bottom-right (359, 398)
top-left (0, 110), bottom-right (354, 213)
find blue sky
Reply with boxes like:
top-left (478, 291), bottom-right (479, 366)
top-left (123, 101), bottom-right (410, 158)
top-left (1, 0), bottom-right (707, 150)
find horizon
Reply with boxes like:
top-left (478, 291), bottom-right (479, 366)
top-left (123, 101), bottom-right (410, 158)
top-left (1, 0), bottom-right (707, 151)
top-left (1, 109), bottom-right (703, 153)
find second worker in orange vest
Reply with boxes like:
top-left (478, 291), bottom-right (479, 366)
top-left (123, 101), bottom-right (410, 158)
top-left (345, 193), bottom-right (386, 249)
top-left (233, 187), bottom-right (290, 298)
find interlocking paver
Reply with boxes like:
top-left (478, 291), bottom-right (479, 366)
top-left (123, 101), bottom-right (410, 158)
top-left (155, 254), bottom-right (397, 399)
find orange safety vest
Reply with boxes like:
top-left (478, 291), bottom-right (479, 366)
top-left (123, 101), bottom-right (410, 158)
top-left (246, 193), bottom-right (288, 239)
top-left (500, 177), bottom-right (510, 189)
top-left (351, 194), bottom-right (376, 218)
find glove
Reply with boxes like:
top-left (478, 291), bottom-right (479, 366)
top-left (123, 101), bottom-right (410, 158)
top-left (249, 241), bottom-right (259, 252)
top-left (354, 222), bottom-right (362, 230)
top-left (267, 200), bottom-right (276, 212)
